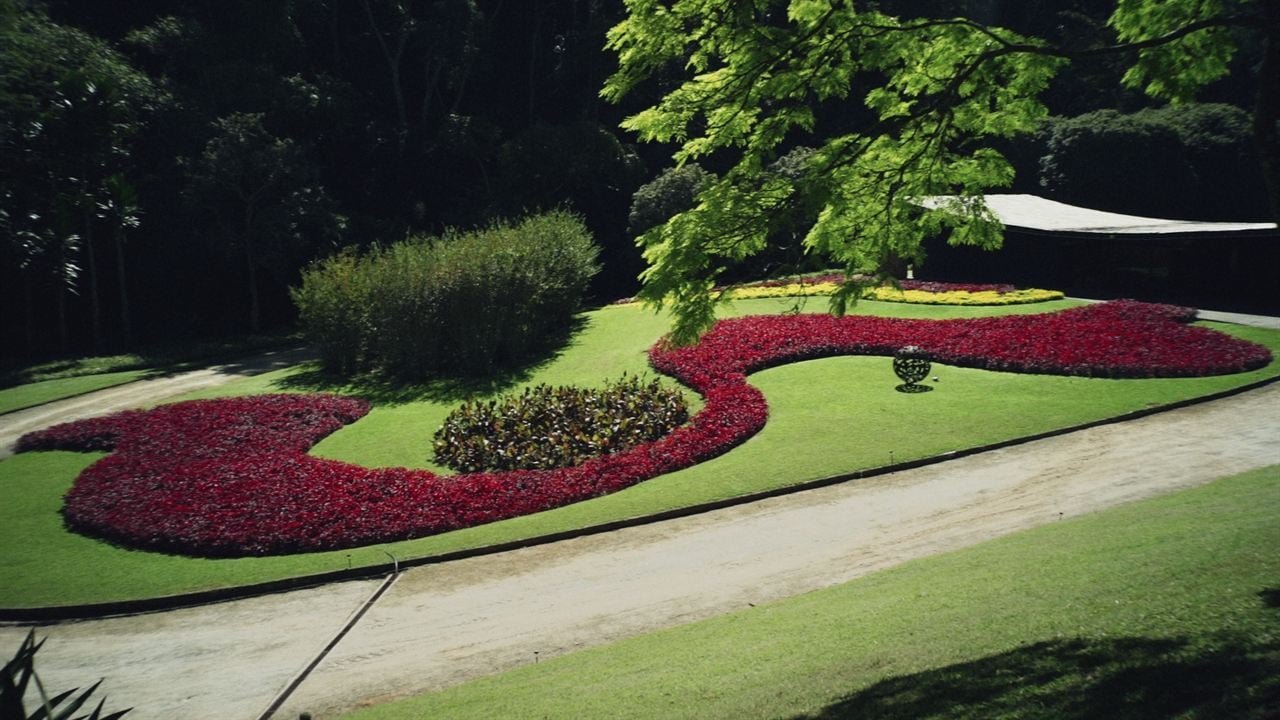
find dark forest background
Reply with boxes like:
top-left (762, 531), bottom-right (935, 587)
top-left (1, 0), bottom-right (1269, 362)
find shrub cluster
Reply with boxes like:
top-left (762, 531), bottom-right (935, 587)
top-left (1035, 103), bottom-right (1270, 221)
top-left (433, 375), bottom-right (689, 472)
top-left (18, 301), bottom-right (1271, 557)
top-left (292, 211), bottom-right (599, 378)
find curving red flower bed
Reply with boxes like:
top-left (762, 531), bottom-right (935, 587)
top-left (17, 300), bottom-right (1272, 557)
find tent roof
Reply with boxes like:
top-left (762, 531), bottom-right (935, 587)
top-left (921, 194), bottom-right (1276, 236)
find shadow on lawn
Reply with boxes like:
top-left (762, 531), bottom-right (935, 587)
top-left (797, 633), bottom-right (1280, 720)
top-left (275, 316), bottom-right (590, 405)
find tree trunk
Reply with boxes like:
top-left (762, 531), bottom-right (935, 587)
top-left (83, 208), bottom-right (102, 353)
top-left (22, 273), bottom-right (34, 353)
top-left (244, 209), bottom-right (260, 334)
top-left (1255, 0), bottom-right (1280, 222)
top-left (55, 243), bottom-right (68, 354)
top-left (113, 226), bottom-right (132, 348)
top-left (361, 0), bottom-right (410, 141)
top-left (528, 2), bottom-right (540, 124)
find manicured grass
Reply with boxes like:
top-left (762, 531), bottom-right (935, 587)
top-left (2, 298), bottom-right (1277, 607)
top-left (0, 371), bottom-right (150, 415)
top-left (344, 465), bottom-right (1280, 720)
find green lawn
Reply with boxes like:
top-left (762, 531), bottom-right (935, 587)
top-left (1, 298), bottom-right (1277, 608)
top-left (344, 464), bottom-right (1280, 720)
top-left (0, 370), bottom-right (151, 415)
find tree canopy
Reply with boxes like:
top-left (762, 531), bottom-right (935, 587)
top-left (604, 0), bottom-right (1278, 344)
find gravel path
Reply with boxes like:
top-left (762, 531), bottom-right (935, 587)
top-left (3, 380), bottom-right (1276, 720)
top-left (0, 347), bottom-right (313, 458)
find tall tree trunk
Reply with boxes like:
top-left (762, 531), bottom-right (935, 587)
top-left (1255, 0), bottom-right (1280, 222)
top-left (362, 0), bottom-right (410, 142)
top-left (528, 2), bottom-right (540, 124)
top-left (55, 242), bottom-right (69, 354)
top-left (83, 207), bottom-right (102, 353)
top-left (113, 226), bottom-right (132, 348)
top-left (244, 209), bottom-right (260, 334)
top-left (22, 273), bottom-right (34, 353)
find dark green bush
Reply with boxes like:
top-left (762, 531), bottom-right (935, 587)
top-left (290, 249), bottom-right (374, 373)
top-left (293, 211), bottom-right (599, 378)
top-left (627, 164), bottom-right (714, 237)
top-left (433, 375), bottom-right (689, 472)
top-left (1036, 103), bottom-right (1269, 220)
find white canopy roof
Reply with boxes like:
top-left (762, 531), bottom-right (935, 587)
top-left (922, 194), bottom-right (1276, 236)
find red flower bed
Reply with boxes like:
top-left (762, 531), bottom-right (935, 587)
top-left (899, 279), bottom-right (1014, 293)
top-left (18, 301), bottom-right (1271, 557)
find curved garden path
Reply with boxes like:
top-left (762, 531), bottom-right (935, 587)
top-left (0, 347), bottom-right (313, 459)
top-left (2, 376), bottom-right (1277, 720)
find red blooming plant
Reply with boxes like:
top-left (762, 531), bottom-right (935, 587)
top-left (17, 301), bottom-right (1272, 557)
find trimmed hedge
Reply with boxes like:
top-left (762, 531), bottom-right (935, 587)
top-left (293, 211), bottom-right (599, 378)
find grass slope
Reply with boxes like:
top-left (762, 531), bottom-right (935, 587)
top-left (1, 299), bottom-right (1278, 607)
top-left (345, 465), bottom-right (1280, 720)
top-left (0, 371), bottom-right (150, 415)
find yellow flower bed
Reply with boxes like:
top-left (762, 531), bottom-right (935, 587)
top-left (725, 282), bottom-right (1064, 305)
top-left (608, 282), bottom-right (1063, 307)
top-left (865, 286), bottom-right (1064, 305)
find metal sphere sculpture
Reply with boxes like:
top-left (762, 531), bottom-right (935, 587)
top-left (893, 345), bottom-right (932, 386)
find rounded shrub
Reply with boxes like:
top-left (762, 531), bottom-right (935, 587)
top-left (433, 375), bottom-right (690, 472)
top-left (1037, 103), bottom-right (1269, 220)
top-left (294, 210), bottom-right (599, 378)
top-left (290, 248), bottom-right (375, 373)
top-left (627, 164), bottom-right (713, 237)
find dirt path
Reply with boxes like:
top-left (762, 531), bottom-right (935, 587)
top-left (2, 381), bottom-right (1276, 720)
top-left (0, 347), bottom-right (313, 458)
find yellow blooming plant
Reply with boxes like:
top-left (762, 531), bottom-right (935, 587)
top-left (864, 286), bottom-right (1064, 305)
top-left (720, 282), bottom-right (1062, 305)
top-left (608, 279), bottom-right (1063, 308)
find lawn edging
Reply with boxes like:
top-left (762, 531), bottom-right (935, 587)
top-left (4, 371), bottom-right (1276, 623)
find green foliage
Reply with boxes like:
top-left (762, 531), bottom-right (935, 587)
top-left (1, 630), bottom-right (129, 720)
top-left (293, 211), bottom-right (600, 379)
top-left (433, 375), bottom-right (689, 472)
top-left (604, 3), bottom-right (1065, 343)
top-left (628, 164), bottom-right (714, 237)
top-left (185, 111), bottom-right (344, 332)
top-left (1039, 103), bottom-right (1269, 219)
top-left (288, 249), bottom-right (372, 373)
top-left (603, 0), bottom-right (1263, 344)
top-left (0, 0), bottom-right (160, 349)
top-left (1109, 0), bottom-right (1242, 103)
top-left (494, 121), bottom-right (648, 295)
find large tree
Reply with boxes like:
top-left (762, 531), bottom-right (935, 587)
top-left (0, 0), bottom-right (157, 353)
top-left (604, 0), bottom-right (1278, 344)
top-left (185, 112), bottom-right (340, 334)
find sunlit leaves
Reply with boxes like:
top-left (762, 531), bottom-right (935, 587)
top-left (1109, 0), bottom-right (1239, 102)
top-left (605, 0), bottom-right (1246, 344)
top-left (604, 2), bottom-right (1071, 343)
